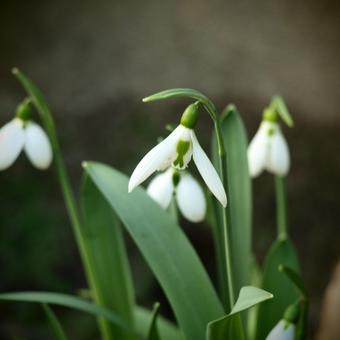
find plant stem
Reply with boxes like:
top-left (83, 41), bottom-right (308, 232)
top-left (214, 119), bottom-right (235, 309)
top-left (275, 176), bottom-right (288, 240)
top-left (12, 69), bottom-right (114, 340)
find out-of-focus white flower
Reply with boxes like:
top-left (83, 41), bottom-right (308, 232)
top-left (247, 121), bottom-right (290, 177)
top-left (0, 118), bottom-right (52, 170)
top-left (266, 320), bottom-right (295, 340)
top-left (129, 103), bottom-right (227, 207)
top-left (147, 168), bottom-right (207, 223)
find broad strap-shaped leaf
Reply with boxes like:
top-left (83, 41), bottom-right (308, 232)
top-left (80, 175), bottom-right (136, 340)
top-left (211, 105), bottom-right (252, 299)
top-left (255, 239), bottom-right (300, 340)
top-left (42, 304), bottom-right (68, 340)
top-left (84, 162), bottom-right (224, 340)
top-left (0, 292), bottom-right (133, 334)
top-left (207, 286), bottom-right (273, 340)
top-left (279, 265), bottom-right (307, 299)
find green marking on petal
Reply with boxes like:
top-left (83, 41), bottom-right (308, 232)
top-left (173, 140), bottom-right (190, 168)
top-left (172, 170), bottom-right (181, 187)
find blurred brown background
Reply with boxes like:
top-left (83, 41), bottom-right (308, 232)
top-left (0, 0), bottom-right (340, 338)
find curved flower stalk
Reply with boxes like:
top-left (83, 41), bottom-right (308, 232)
top-left (147, 168), bottom-right (206, 223)
top-left (247, 117), bottom-right (290, 178)
top-left (128, 102), bottom-right (227, 207)
top-left (266, 320), bottom-right (295, 340)
top-left (0, 100), bottom-right (52, 170)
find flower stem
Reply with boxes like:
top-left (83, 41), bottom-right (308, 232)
top-left (275, 175), bottom-right (288, 240)
top-left (12, 69), bottom-right (114, 340)
top-left (214, 119), bottom-right (235, 309)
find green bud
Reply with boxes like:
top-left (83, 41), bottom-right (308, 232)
top-left (180, 102), bottom-right (200, 129)
top-left (263, 107), bottom-right (278, 123)
top-left (16, 98), bottom-right (33, 121)
top-left (172, 170), bottom-right (181, 187)
top-left (283, 303), bottom-right (300, 325)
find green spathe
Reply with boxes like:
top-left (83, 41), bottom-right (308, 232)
top-left (180, 102), bottom-right (200, 128)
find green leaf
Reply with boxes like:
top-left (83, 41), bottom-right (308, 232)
top-left (207, 286), bottom-right (273, 340)
top-left (80, 175), bottom-right (136, 340)
top-left (83, 162), bottom-right (224, 340)
top-left (255, 239), bottom-right (300, 340)
top-left (41, 303), bottom-right (68, 340)
top-left (279, 265), bottom-right (309, 340)
top-left (143, 88), bottom-right (217, 118)
top-left (272, 96), bottom-right (294, 127)
top-left (147, 302), bottom-right (161, 340)
top-left (279, 265), bottom-right (308, 298)
top-left (211, 105), bottom-right (252, 301)
top-left (135, 306), bottom-right (184, 340)
top-left (0, 292), bottom-right (134, 334)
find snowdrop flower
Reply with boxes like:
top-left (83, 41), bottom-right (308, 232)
top-left (248, 109), bottom-right (290, 177)
top-left (147, 168), bottom-right (206, 222)
top-left (0, 100), bottom-right (52, 170)
top-left (128, 102), bottom-right (227, 207)
top-left (266, 320), bottom-right (295, 340)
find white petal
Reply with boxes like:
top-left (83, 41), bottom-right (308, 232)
top-left (24, 122), bottom-right (53, 169)
top-left (147, 169), bottom-right (174, 209)
top-left (176, 173), bottom-right (206, 222)
top-left (247, 121), bottom-right (271, 178)
top-left (128, 126), bottom-right (183, 192)
top-left (191, 131), bottom-right (227, 207)
top-left (266, 127), bottom-right (290, 176)
top-left (266, 320), bottom-right (295, 340)
top-left (0, 118), bottom-right (25, 170)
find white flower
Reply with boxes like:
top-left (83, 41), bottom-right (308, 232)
top-left (147, 168), bottom-right (206, 222)
top-left (266, 320), bottom-right (295, 340)
top-left (0, 118), bottom-right (52, 170)
top-left (247, 121), bottom-right (290, 177)
top-left (128, 124), bottom-right (227, 207)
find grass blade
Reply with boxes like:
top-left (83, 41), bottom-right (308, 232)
top-left (41, 303), bottom-right (68, 340)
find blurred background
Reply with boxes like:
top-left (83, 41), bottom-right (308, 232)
top-left (1, 0), bottom-right (340, 338)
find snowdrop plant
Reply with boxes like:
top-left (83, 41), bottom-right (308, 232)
top-left (147, 167), bottom-right (206, 223)
top-left (0, 70), bottom-right (309, 340)
top-left (129, 102), bottom-right (227, 207)
top-left (0, 99), bottom-right (52, 170)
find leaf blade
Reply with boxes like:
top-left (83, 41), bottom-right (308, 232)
top-left (84, 162), bottom-right (224, 340)
top-left (207, 286), bottom-right (273, 340)
top-left (41, 303), bottom-right (68, 340)
top-left (80, 175), bottom-right (136, 339)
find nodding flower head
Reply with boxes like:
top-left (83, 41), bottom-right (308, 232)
top-left (128, 103), bottom-right (227, 207)
top-left (247, 108), bottom-right (290, 178)
top-left (147, 168), bottom-right (207, 223)
top-left (0, 100), bottom-right (52, 170)
top-left (265, 320), bottom-right (295, 340)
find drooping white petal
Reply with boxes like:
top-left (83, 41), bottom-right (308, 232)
top-left (247, 121), bottom-right (271, 177)
top-left (191, 131), bottom-right (227, 207)
top-left (176, 173), bottom-right (206, 222)
top-left (266, 127), bottom-right (290, 176)
top-left (266, 320), bottom-right (295, 340)
top-left (24, 122), bottom-right (53, 169)
top-left (128, 125), bottom-right (183, 192)
top-left (0, 118), bottom-right (25, 170)
top-left (147, 169), bottom-right (174, 209)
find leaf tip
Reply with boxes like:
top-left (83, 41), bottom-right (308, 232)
top-left (12, 67), bottom-right (19, 75)
top-left (82, 161), bottom-right (89, 169)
